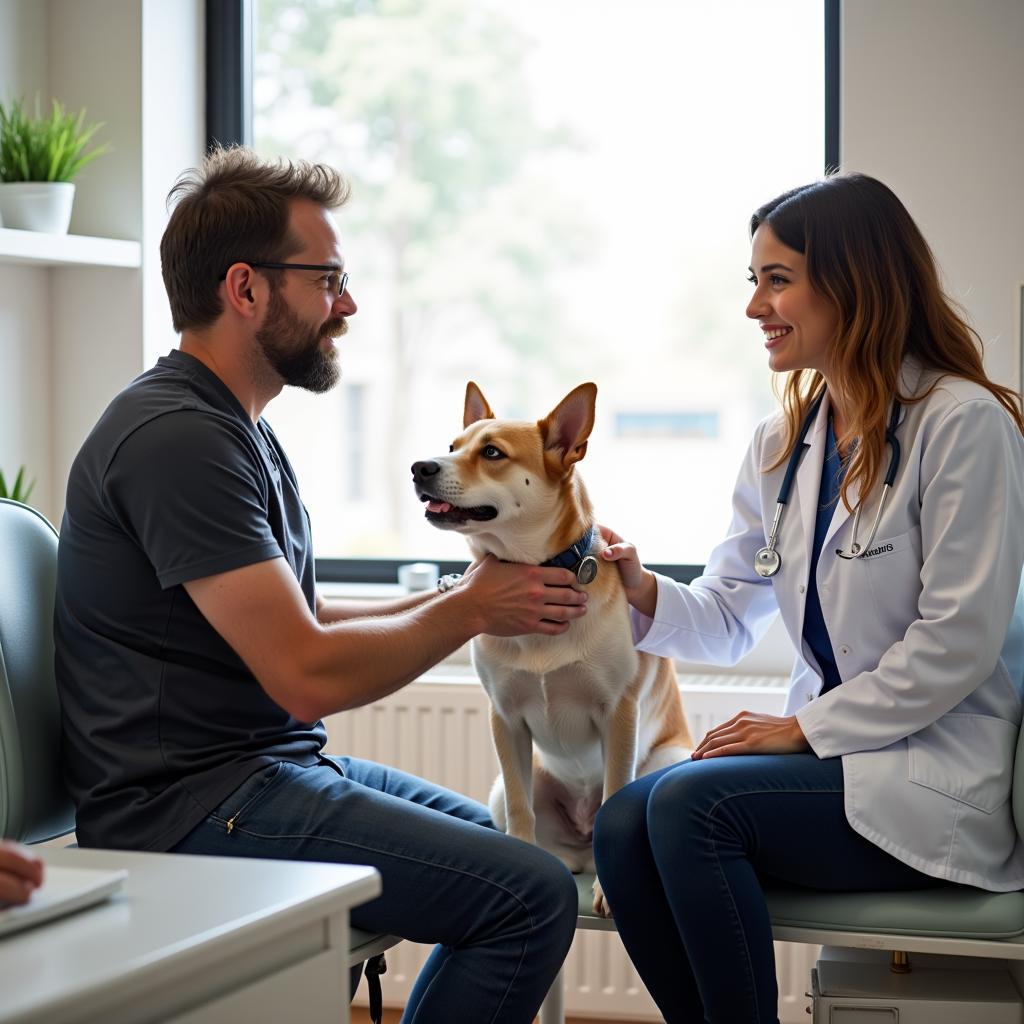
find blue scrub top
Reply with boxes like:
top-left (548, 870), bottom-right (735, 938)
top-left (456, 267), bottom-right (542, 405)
top-left (802, 414), bottom-right (845, 693)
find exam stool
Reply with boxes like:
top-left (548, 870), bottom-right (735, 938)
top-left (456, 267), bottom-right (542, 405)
top-left (349, 929), bottom-right (403, 1023)
top-left (536, 872), bottom-right (1024, 1023)
top-left (0, 497), bottom-right (401, 1021)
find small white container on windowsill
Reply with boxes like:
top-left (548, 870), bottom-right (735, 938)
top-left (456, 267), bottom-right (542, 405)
top-left (397, 562), bottom-right (441, 592)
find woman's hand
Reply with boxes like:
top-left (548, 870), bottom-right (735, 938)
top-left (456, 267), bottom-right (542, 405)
top-left (598, 524), bottom-right (657, 617)
top-left (692, 711), bottom-right (810, 760)
top-left (0, 840), bottom-right (43, 907)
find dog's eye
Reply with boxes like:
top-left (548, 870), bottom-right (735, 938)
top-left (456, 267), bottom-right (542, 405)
top-left (449, 444), bottom-right (455, 453)
top-left (481, 444), bottom-right (506, 460)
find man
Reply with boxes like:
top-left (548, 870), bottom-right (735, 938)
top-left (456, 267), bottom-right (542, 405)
top-left (55, 146), bottom-right (584, 1022)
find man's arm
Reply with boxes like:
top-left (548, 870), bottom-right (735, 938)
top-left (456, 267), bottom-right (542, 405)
top-left (314, 588), bottom-right (437, 623)
top-left (185, 554), bottom-right (587, 722)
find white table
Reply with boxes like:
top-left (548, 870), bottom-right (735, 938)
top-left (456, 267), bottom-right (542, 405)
top-left (0, 847), bottom-right (381, 1024)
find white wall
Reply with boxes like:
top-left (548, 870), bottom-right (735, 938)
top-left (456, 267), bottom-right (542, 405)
top-left (841, 0), bottom-right (1024, 393)
top-left (0, 0), bottom-right (47, 99)
top-left (0, 0), bottom-right (53, 511)
top-left (0, 268), bottom-right (51, 509)
top-left (49, 0), bottom-right (145, 515)
top-left (141, 0), bottom-right (205, 369)
top-left (50, 0), bottom-right (143, 242)
top-left (0, 0), bottom-right (203, 524)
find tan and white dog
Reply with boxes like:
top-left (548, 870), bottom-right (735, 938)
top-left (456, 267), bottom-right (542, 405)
top-left (411, 382), bottom-right (692, 914)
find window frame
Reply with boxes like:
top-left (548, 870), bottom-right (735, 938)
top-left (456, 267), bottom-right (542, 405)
top-left (206, 0), bottom-right (253, 149)
top-left (205, 0), bottom-right (840, 585)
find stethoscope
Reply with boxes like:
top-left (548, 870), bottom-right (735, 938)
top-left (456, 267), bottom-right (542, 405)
top-left (753, 393), bottom-right (903, 578)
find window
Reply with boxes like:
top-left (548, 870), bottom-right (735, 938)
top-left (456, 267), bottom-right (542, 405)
top-left (344, 382), bottom-right (366, 502)
top-left (213, 0), bottom-right (833, 578)
top-left (615, 412), bottom-right (720, 442)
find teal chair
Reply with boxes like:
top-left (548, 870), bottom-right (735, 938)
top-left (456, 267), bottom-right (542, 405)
top-left (0, 497), bottom-right (399, 1021)
top-left (540, 573), bottom-right (1024, 1023)
top-left (0, 498), bottom-right (74, 844)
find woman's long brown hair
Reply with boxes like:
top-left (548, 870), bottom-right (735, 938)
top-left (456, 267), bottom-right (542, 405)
top-left (752, 173), bottom-right (1023, 511)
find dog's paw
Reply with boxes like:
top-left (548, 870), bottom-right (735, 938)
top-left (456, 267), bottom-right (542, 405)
top-left (592, 876), bottom-right (612, 918)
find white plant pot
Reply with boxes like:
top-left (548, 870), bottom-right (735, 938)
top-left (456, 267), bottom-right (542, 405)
top-left (0, 182), bottom-right (76, 234)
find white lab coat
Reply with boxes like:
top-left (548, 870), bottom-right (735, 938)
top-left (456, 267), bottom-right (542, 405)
top-left (633, 361), bottom-right (1024, 890)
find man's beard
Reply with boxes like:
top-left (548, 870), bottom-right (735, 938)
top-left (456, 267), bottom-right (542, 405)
top-left (255, 287), bottom-right (346, 393)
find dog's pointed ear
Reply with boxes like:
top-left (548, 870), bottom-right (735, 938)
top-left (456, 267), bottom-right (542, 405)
top-left (539, 383), bottom-right (597, 468)
top-left (464, 382), bottom-right (495, 427)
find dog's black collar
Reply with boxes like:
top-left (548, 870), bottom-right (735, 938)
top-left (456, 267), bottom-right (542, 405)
top-left (542, 525), bottom-right (599, 585)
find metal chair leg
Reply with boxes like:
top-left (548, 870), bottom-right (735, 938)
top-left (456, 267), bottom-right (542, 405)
top-left (539, 965), bottom-right (565, 1024)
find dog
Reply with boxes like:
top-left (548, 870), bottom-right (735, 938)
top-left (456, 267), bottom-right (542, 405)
top-left (411, 381), bottom-right (692, 915)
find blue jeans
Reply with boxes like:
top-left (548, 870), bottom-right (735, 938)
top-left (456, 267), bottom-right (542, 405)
top-left (592, 754), bottom-right (937, 1024)
top-left (171, 755), bottom-right (578, 1023)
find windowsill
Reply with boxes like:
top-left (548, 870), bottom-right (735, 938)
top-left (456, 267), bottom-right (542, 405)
top-left (318, 578), bottom-right (475, 666)
top-left (318, 580), bottom-right (406, 600)
top-left (316, 579), bottom-right (794, 680)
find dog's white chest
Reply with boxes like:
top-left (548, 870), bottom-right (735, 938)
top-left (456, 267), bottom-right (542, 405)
top-left (474, 638), bottom-right (637, 783)
top-left (526, 679), bottom-right (607, 781)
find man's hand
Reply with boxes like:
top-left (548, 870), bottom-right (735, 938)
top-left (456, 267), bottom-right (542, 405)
top-left (597, 524), bottom-right (657, 617)
top-left (459, 554), bottom-right (588, 637)
top-left (0, 840), bottom-right (43, 907)
top-left (691, 711), bottom-right (810, 760)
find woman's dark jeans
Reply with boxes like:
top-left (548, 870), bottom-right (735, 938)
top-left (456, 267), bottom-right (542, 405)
top-left (593, 754), bottom-right (936, 1024)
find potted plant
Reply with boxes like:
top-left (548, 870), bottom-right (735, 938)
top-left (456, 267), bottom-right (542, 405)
top-left (0, 97), bottom-right (109, 234)
top-left (0, 466), bottom-right (35, 505)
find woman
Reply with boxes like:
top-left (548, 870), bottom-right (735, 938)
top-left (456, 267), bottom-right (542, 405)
top-left (593, 172), bottom-right (1024, 1024)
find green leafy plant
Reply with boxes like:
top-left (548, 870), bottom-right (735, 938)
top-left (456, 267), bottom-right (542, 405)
top-left (0, 97), bottom-right (109, 183)
top-left (0, 466), bottom-right (36, 504)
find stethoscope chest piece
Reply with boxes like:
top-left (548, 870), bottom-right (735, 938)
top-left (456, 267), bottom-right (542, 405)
top-left (749, 393), bottom-right (903, 578)
top-left (753, 546), bottom-right (781, 578)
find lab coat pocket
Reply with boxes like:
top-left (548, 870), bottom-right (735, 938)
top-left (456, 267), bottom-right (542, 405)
top-left (908, 714), bottom-right (1017, 813)
top-left (864, 526), bottom-right (922, 624)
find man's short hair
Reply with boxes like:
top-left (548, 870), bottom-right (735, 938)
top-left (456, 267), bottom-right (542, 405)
top-left (160, 146), bottom-right (351, 332)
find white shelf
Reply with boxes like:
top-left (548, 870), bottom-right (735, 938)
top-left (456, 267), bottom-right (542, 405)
top-left (0, 227), bottom-right (141, 268)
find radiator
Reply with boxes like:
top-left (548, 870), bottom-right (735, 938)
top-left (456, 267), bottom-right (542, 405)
top-left (324, 672), bottom-right (819, 1022)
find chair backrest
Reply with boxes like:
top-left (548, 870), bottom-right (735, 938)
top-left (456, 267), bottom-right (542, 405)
top-left (0, 498), bottom-right (75, 843)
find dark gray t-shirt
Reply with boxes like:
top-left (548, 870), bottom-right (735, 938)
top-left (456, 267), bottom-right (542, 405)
top-left (55, 349), bottom-right (326, 851)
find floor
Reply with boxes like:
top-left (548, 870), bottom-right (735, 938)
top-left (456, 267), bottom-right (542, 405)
top-left (350, 1011), bottom-right (646, 1024)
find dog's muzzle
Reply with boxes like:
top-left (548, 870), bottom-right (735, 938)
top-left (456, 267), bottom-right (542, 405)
top-left (411, 460), bottom-right (498, 524)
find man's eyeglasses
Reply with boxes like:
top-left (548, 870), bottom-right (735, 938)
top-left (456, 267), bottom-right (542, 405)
top-left (221, 261), bottom-right (349, 299)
